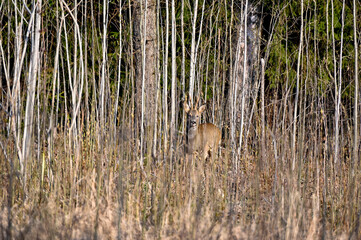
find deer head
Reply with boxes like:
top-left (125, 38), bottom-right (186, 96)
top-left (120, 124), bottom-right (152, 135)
top-left (184, 95), bottom-right (205, 132)
top-left (184, 95), bottom-right (221, 161)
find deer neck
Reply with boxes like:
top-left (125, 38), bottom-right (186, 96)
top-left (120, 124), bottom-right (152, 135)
top-left (187, 127), bottom-right (198, 140)
top-left (186, 123), bottom-right (200, 147)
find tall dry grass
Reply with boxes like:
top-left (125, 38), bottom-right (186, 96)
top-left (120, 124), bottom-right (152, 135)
top-left (1, 120), bottom-right (360, 239)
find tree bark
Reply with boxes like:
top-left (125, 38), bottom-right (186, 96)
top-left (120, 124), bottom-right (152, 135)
top-left (170, 0), bottom-right (176, 159)
top-left (231, 2), bottom-right (261, 159)
top-left (292, 0), bottom-right (304, 170)
top-left (21, 0), bottom-right (42, 180)
top-left (133, 0), bottom-right (157, 153)
top-left (352, 0), bottom-right (358, 171)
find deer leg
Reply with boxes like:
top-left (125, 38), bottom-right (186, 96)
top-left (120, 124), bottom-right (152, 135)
top-left (203, 145), bottom-right (210, 161)
top-left (184, 153), bottom-right (190, 175)
top-left (210, 148), bottom-right (215, 162)
top-left (184, 153), bottom-right (195, 175)
top-left (208, 145), bottom-right (219, 173)
top-left (183, 154), bottom-right (187, 175)
top-left (211, 144), bottom-right (219, 160)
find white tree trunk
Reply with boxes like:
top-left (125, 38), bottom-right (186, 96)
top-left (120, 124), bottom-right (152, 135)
top-left (170, 0), bottom-right (176, 159)
top-left (21, 0), bottom-right (42, 178)
top-left (189, 0), bottom-right (198, 103)
top-left (353, 0), bottom-right (358, 171)
top-left (292, 0), bottom-right (303, 170)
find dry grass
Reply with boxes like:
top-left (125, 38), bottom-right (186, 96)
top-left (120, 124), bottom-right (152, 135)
top-left (1, 129), bottom-right (361, 240)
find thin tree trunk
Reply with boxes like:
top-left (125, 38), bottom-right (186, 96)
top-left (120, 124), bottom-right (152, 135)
top-left (331, 0), bottom-right (338, 166)
top-left (22, 0), bottom-right (42, 186)
top-left (335, 0), bottom-right (345, 169)
top-left (140, 0), bottom-right (149, 169)
top-left (134, 0), bottom-right (144, 140)
top-left (194, 0), bottom-right (206, 99)
top-left (153, 0), bottom-right (161, 159)
top-left (189, 0), bottom-right (199, 103)
top-left (292, 0), bottom-right (303, 170)
top-left (72, 0), bottom-right (79, 142)
top-left (163, 0), bottom-right (169, 157)
top-left (181, 0), bottom-right (186, 138)
top-left (238, 0), bottom-right (248, 159)
top-left (352, 0), bottom-right (358, 171)
top-left (100, 0), bottom-right (108, 144)
top-left (261, 58), bottom-right (266, 170)
top-left (170, 0), bottom-right (176, 161)
top-left (114, 1), bottom-right (123, 143)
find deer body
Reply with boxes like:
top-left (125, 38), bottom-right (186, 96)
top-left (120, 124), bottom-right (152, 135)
top-left (184, 97), bottom-right (221, 161)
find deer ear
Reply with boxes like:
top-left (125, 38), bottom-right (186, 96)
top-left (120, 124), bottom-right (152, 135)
top-left (184, 101), bottom-right (191, 113)
top-left (198, 105), bottom-right (206, 113)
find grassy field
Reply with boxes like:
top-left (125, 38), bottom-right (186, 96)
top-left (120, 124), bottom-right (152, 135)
top-left (1, 123), bottom-right (360, 239)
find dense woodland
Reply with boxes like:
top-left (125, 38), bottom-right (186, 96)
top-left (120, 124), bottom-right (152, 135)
top-left (0, 0), bottom-right (361, 239)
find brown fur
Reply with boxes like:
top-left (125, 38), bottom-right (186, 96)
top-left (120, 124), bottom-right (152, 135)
top-left (184, 97), bottom-right (221, 161)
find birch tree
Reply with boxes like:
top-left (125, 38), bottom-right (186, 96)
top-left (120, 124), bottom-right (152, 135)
top-left (292, 0), bottom-right (304, 170)
top-left (189, 0), bottom-right (199, 103)
top-left (21, 0), bottom-right (42, 184)
top-left (352, 0), bottom-right (358, 171)
top-left (170, 0), bottom-right (176, 159)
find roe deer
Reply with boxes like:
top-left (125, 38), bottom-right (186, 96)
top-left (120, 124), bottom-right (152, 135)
top-left (184, 96), bottom-right (221, 161)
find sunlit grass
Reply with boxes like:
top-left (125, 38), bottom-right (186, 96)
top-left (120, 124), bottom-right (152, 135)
top-left (1, 127), bottom-right (360, 239)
